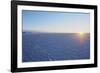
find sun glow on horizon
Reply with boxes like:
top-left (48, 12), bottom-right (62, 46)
top-left (78, 32), bottom-right (85, 36)
top-left (77, 32), bottom-right (85, 39)
top-left (76, 32), bottom-right (86, 43)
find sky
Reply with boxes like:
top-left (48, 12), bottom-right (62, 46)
top-left (22, 10), bottom-right (90, 33)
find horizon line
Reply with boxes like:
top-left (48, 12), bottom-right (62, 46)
top-left (22, 30), bottom-right (90, 33)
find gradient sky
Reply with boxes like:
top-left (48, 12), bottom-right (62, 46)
top-left (22, 10), bottom-right (90, 33)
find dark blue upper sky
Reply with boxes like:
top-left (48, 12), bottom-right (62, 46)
top-left (22, 10), bottom-right (90, 33)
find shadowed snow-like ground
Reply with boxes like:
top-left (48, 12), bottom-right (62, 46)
top-left (22, 32), bottom-right (90, 62)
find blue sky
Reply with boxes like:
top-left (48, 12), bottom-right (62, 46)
top-left (22, 10), bottom-right (90, 33)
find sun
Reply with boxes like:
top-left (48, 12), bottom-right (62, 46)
top-left (78, 32), bottom-right (85, 36)
top-left (76, 32), bottom-right (85, 43)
